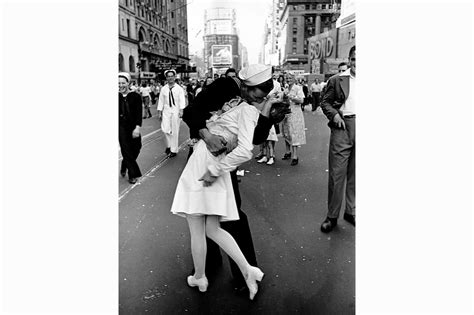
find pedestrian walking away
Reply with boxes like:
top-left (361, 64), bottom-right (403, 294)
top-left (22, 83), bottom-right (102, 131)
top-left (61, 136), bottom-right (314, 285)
top-left (320, 46), bottom-right (356, 233)
top-left (157, 69), bottom-right (186, 157)
top-left (310, 78), bottom-right (322, 112)
top-left (141, 82), bottom-right (152, 119)
top-left (118, 72), bottom-right (143, 184)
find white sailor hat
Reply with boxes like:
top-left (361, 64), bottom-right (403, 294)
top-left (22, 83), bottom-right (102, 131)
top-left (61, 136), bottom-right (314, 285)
top-left (164, 69), bottom-right (177, 76)
top-left (118, 72), bottom-right (131, 82)
top-left (238, 64), bottom-right (272, 86)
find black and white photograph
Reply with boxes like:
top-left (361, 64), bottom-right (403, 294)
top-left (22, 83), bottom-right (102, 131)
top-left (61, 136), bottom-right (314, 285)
top-left (118, 0), bottom-right (355, 313)
top-left (1, 0), bottom-right (473, 314)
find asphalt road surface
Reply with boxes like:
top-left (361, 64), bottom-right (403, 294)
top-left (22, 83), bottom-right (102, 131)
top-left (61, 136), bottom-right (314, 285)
top-left (119, 105), bottom-right (355, 314)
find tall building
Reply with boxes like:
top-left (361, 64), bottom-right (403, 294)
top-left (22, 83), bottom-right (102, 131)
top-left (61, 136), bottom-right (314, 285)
top-left (277, 0), bottom-right (341, 72)
top-left (307, 0), bottom-right (354, 78)
top-left (261, 0), bottom-right (281, 66)
top-left (118, 0), bottom-right (190, 82)
top-left (202, 8), bottom-right (240, 76)
top-left (119, 0), bottom-right (139, 75)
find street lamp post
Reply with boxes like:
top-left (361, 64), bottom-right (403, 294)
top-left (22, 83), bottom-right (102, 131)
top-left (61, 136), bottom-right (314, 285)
top-left (136, 62), bottom-right (142, 85)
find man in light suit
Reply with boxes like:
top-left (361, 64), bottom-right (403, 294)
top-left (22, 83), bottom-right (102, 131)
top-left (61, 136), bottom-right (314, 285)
top-left (320, 45), bottom-right (356, 233)
top-left (157, 69), bottom-right (186, 157)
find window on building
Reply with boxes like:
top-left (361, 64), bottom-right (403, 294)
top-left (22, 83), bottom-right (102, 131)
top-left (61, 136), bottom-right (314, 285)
top-left (119, 54), bottom-right (124, 71)
top-left (293, 28), bottom-right (297, 35)
top-left (129, 56), bottom-right (135, 73)
top-left (172, 27), bottom-right (175, 34)
top-left (126, 19), bottom-right (130, 37)
top-left (292, 47), bottom-right (297, 54)
top-left (292, 37), bottom-right (297, 43)
top-left (125, 0), bottom-right (128, 6)
top-left (171, 12), bottom-right (174, 18)
top-left (293, 17), bottom-right (297, 24)
top-left (305, 4), bottom-right (309, 10)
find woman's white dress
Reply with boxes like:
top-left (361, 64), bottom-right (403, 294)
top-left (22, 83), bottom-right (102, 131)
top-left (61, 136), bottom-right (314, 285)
top-left (170, 102), bottom-right (259, 222)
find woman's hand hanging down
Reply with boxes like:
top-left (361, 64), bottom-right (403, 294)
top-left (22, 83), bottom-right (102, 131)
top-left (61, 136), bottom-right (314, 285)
top-left (198, 170), bottom-right (218, 187)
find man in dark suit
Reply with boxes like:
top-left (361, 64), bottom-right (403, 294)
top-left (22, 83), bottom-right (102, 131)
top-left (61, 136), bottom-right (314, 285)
top-left (320, 46), bottom-right (356, 233)
top-left (119, 72), bottom-right (143, 184)
top-left (182, 71), bottom-right (287, 292)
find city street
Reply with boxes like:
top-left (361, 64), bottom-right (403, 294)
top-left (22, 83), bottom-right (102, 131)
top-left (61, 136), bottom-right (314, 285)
top-left (119, 106), bottom-right (355, 314)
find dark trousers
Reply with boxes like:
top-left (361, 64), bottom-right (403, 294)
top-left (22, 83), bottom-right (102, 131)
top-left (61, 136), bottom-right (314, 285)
top-left (327, 117), bottom-right (355, 219)
top-left (187, 146), bottom-right (258, 285)
top-left (142, 96), bottom-right (152, 118)
top-left (119, 124), bottom-right (142, 179)
top-left (312, 92), bottom-right (320, 111)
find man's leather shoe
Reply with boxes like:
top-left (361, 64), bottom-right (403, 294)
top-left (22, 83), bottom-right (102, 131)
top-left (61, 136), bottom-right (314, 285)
top-left (169, 152), bottom-right (177, 157)
top-left (343, 213), bottom-right (355, 226)
top-left (165, 147), bottom-right (171, 154)
top-left (120, 171), bottom-right (126, 178)
top-left (321, 217), bottom-right (337, 233)
top-left (128, 177), bottom-right (138, 184)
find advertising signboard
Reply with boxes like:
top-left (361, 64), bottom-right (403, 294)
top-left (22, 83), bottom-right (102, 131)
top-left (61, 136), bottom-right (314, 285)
top-left (207, 20), bottom-right (233, 34)
top-left (211, 45), bottom-right (232, 66)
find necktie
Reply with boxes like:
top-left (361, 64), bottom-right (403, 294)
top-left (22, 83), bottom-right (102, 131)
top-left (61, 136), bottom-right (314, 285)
top-left (169, 86), bottom-right (175, 107)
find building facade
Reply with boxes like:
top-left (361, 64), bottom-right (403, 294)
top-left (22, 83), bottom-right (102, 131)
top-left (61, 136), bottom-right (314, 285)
top-left (118, 0), bottom-right (190, 83)
top-left (261, 0), bottom-right (282, 66)
top-left (119, 0), bottom-right (139, 75)
top-left (277, 0), bottom-right (341, 73)
top-left (307, 0), bottom-right (354, 78)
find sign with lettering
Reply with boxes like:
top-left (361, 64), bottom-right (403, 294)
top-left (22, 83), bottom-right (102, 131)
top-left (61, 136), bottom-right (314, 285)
top-left (140, 72), bottom-right (156, 79)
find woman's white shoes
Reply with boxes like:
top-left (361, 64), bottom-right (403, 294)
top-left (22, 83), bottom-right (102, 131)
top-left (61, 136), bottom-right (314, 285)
top-left (245, 266), bottom-right (264, 300)
top-left (187, 275), bottom-right (209, 292)
top-left (187, 268), bottom-right (263, 300)
top-left (257, 156), bottom-right (268, 163)
top-left (266, 157), bottom-right (275, 165)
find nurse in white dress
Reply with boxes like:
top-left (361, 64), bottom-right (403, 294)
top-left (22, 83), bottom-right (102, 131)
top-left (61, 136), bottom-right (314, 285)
top-left (170, 64), bottom-right (275, 300)
top-left (157, 69), bottom-right (186, 156)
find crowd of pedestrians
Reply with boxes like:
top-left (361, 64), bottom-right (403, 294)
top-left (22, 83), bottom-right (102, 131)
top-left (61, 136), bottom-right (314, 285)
top-left (118, 45), bottom-right (356, 301)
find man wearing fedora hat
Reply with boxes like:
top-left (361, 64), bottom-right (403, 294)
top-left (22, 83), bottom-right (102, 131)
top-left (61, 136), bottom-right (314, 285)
top-left (157, 69), bottom-right (186, 157)
top-left (119, 72), bottom-right (143, 184)
top-left (182, 64), bottom-right (289, 293)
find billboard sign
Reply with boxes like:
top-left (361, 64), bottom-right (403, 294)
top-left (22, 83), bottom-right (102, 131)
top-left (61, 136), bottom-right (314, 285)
top-left (211, 45), bottom-right (232, 66)
top-left (208, 20), bottom-right (233, 34)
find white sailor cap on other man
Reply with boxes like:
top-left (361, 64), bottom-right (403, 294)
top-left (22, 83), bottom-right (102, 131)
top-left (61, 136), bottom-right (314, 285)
top-left (238, 64), bottom-right (272, 86)
top-left (164, 69), bottom-right (177, 77)
top-left (119, 72), bottom-right (131, 82)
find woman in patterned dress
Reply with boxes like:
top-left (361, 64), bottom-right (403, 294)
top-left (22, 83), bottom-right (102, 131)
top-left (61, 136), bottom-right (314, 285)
top-left (281, 73), bottom-right (306, 165)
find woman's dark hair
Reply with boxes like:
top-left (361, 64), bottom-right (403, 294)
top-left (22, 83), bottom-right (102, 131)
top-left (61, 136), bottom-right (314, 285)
top-left (277, 74), bottom-right (286, 87)
top-left (251, 78), bottom-right (274, 95)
